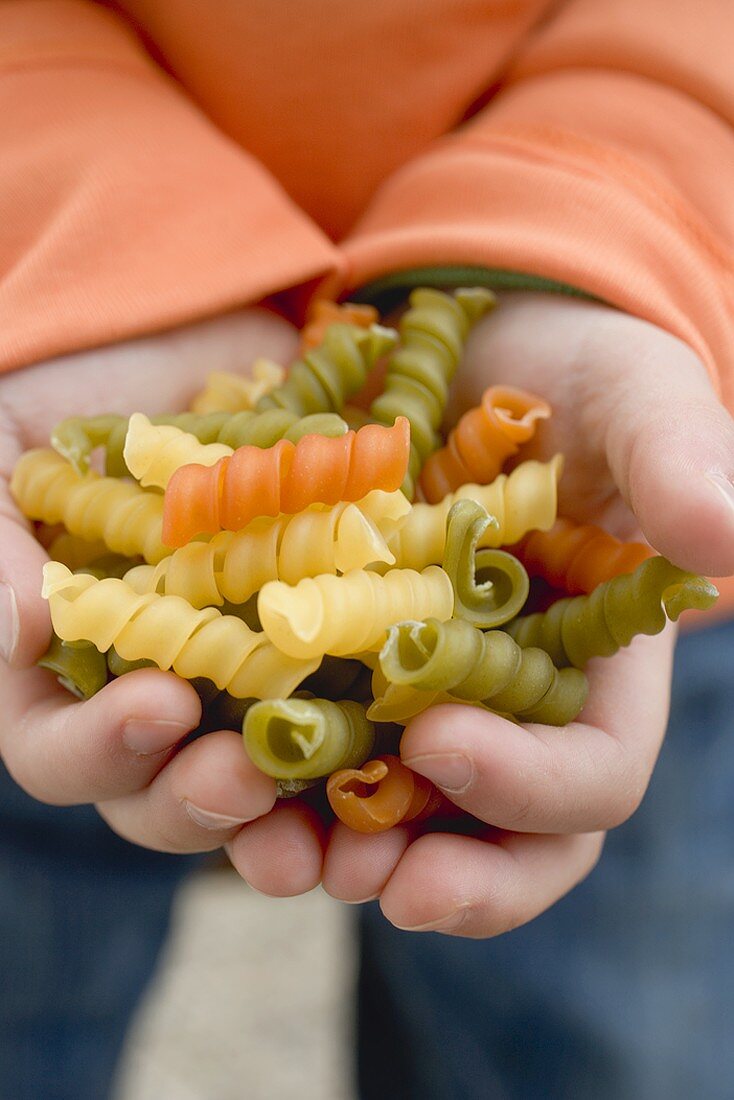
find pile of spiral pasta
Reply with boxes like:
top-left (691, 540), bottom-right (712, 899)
top-left (11, 289), bottom-right (719, 834)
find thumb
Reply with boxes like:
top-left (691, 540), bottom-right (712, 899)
top-left (0, 503), bottom-right (51, 669)
top-left (601, 324), bottom-right (734, 577)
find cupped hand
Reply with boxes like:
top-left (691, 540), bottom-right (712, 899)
top-left (0, 308), bottom-right (300, 853)
top-left (229, 293), bottom-right (734, 931)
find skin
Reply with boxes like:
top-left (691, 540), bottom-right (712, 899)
top-left (1, 293), bottom-right (733, 937)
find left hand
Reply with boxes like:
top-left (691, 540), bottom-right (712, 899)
top-left (228, 292), bottom-right (734, 935)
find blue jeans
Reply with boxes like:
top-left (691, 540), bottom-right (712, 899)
top-left (357, 619), bottom-right (734, 1100)
top-left (1, 621), bottom-right (732, 1099)
top-left (0, 774), bottom-right (200, 1100)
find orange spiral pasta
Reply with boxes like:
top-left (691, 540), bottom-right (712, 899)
top-left (326, 755), bottom-right (442, 833)
top-left (162, 417), bottom-right (411, 547)
top-left (418, 386), bottom-right (551, 502)
top-left (300, 300), bottom-right (378, 351)
top-left (509, 517), bottom-right (655, 595)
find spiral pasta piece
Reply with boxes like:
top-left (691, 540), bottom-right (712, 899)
top-left (326, 755), bottom-right (439, 833)
top-left (509, 518), bottom-right (655, 595)
top-left (42, 563), bottom-right (318, 698)
top-left (129, 490), bottom-right (410, 607)
top-left (443, 500), bottom-right (530, 627)
top-left (256, 322), bottom-right (397, 417)
top-left (162, 417), bottom-right (411, 546)
top-left (505, 556), bottom-right (719, 668)
top-left (243, 697), bottom-right (375, 780)
top-left (38, 635), bottom-right (108, 699)
top-left (418, 385), bottom-right (551, 502)
top-left (379, 617), bottom-right (589, 725)
top-left (258, 565), bottom-right (454, 659)
top-left (124, 411), bottom-right (351, 492)
top-left (387, 456), bottom-right (562, 571)
top-left (300, 300), bottom-right (378, 351)
top-left (53, 405), bottom-right (347, 478)
top-left (124, 413), bottom-right (233, 489)
top-left (11, 450), bottom-right (169, 564)
top-left (369, 287), bottom-right (496, 496)
top-left (189, 359), bottom-right (286, 414)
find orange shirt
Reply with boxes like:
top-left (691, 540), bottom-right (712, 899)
top-left (0, 0), bottom-right (732, 609)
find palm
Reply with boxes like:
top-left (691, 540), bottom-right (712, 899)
top-left (451, 292), bottom-right (734, 574)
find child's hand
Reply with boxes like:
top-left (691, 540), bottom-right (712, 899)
top-left (227, 293), bottom-right (734, 932)
top-left (0, 308), bottom-right (303, 854)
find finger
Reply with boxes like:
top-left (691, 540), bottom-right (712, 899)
top-left (97, 729), bottom-right (276, 854)
top-left (322, 823), bottom-right (411, 904)
top-left (593, 318), bottom-right (734, 576)
top-left (226, 801), bottom-right (325, 897)
top-left (0, 666), bottom-right (201, 805)
top-left (0, 502), bottom-right (51, 669)
top-left (379, 829), bottom-right (605, 937)
top-left (401, 629), bottom-right (675, 835)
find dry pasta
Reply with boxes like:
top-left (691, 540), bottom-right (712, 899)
top-left (189, 359), bottom-right (286, 414)
top-left (256, 322), bottom-right (396, 417)
top-left (387, 456), bottom-right (562, 571)
top-left (11, 450), bottom-right (169, 564)
top-left (125, 490), bottom-right (411, 608)
top-left (369, 287), bottom-right (495, 496)
top-left (443, 499), bottom-right (530, 627)
top-left (509, 518), bottom-right (655, 595)
top-left (258, 565), bottom-right (455, 659)
top-left (504, 556), bottom-right (719, 668)
top-left (162, 417), bottom-right (411, 546)
top-left (418, 385), bottom-right (551, 502)
top-left (379, 617), bottom-right (589, 725)
top-left (243, 697), bottom-right (375, 780)
top-left (42, 563), bottom-right (319, 698)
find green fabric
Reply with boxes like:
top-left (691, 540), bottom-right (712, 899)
top-left (351, 266), bottom-right (598, 315)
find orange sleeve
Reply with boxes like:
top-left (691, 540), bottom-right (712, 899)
top-left (335, 0), bottom-right (734, 409)
top-left (0, 0), bottom-right (341, 373)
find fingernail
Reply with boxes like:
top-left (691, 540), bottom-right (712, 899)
top-left (403, 753), bottom-right (473, 793)
top-left (184, 802), bottom-right (255, 831)
top-left (0, 582), bottom-right (19, 664)
top-left (123, 719), bottom-right (189, 756)
top-left (394, 906), bottom-right (470, 934)
top-left (706, 472), bottom-right (734, 515)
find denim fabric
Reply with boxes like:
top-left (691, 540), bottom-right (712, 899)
top-left (0, 773), bottom-right (199, 1100)
top-left (357, 619), bottom-right (734, 1100)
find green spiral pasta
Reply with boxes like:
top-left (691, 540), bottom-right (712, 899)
top-left (53, 405), bottom-right (350, 478)
top-left (256, 323), bottom-right (397, 417)
top-left (369, 287), bottom-right (495, 496)
top-left (11, 450), bottom-right (169, 564)
top-left (379, 617), bottom-right (588, 725)
top-left (42, 563), bottom-right (319, 698)
top-left (52, 412), bottom-right (231, 477)
top-left (443, 500), bottom-right (530, 627)
top-left (243, 697), bottom-right (375, 780)
top-left (38, 635), bottom-right (108, 699)
top-left (504, 556), bottom-right (719, 668)
top-left (387, 456), bottom-right (562, 571)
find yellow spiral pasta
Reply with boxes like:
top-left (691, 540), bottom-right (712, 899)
top-left (42, 563), bottom-right (318, 698)
top-left (125, 489), bottom-right (411, 608)
top-left (386, 456), bottom-right (562, 571)
top-left (124, 414), bottom-right (234, 490)
top-left (11, 450), bottom-right (169, 564)
top-left (258, 566), bottom-right (455, 659)
top-left (189, 359), bottom-right (286, 414)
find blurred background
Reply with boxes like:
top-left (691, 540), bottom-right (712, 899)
top-left (113, 866), bottom-right (355, 1100)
